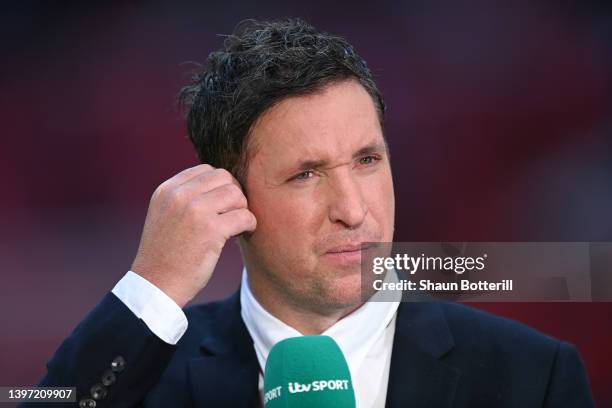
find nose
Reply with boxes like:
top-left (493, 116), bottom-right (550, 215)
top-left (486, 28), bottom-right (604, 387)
top-left (327, 170), bottom-right (368, 229)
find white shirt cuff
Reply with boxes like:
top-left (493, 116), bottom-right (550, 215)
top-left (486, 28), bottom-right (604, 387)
top-left (111, 271), bottom-right (188, 345)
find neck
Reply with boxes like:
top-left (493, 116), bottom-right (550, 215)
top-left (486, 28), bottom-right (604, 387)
top-left (246, 270), bottom-right (362, 335)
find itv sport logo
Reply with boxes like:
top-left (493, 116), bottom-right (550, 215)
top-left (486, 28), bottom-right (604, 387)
top-left (264, 379), bottom-right (350, 403)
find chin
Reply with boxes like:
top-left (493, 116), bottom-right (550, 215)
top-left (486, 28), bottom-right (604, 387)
top-left (318, 273), bottom-right (364, 309)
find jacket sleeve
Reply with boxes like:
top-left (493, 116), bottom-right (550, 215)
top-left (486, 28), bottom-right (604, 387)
top-left (20, 292), bottom-right (178, 408)
top-left (543, 341), bottom-right (594, 407)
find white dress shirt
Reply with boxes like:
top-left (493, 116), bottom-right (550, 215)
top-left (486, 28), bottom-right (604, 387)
top-left (112, 271), bottom-right (188, 345)
top-left (112, 269), bottom-right (401, 407)
top-left (240, 269), bottom-right (400, 408)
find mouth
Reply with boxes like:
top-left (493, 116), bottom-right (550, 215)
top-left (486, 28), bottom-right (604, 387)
top-left (322, 242), bottom-right (377, 266)
top-left (325, 242), bottom-right (375, 254)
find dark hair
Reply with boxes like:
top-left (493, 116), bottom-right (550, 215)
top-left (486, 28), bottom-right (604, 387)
top-left (178, 17), bottom-right (386, 186)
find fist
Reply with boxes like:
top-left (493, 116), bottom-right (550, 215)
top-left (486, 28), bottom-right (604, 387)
top-left (130, 164), bottom-right (256, 307)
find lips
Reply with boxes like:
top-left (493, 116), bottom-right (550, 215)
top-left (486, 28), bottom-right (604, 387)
top-left (321, 242), bottom-right (377, 267)
top-left (325, 242), bottom-right (375, 254)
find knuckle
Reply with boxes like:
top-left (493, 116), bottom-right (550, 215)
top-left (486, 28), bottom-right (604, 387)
top-left (227, 184), bottom-right (246, 203)
top-left (213, 168), bottom-right (234, 184)
top-left (151, 187), bottom-right (162, 203)
top-left (218, 183), bottom-right (235, 197)
top-left (168, 187), bottom-right (188, 206)
top-left (153, 180), bottom-right (170, 197)
top-left (151, 185), bottom-right (170, 205)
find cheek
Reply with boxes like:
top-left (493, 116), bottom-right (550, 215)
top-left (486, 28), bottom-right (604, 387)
top-left (249, 189), bottom-right (320, 247)
top-left (364, 171), bottom-right (395, 232)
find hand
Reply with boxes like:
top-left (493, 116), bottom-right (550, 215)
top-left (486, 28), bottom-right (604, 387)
top-left (130, 164), bottom-right (256, 307)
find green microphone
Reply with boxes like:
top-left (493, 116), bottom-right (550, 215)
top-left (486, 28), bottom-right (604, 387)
top-left (263, 335), bottom-right (356, 407)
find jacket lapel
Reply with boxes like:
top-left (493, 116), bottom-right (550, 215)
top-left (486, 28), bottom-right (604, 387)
top-left (386, 301), bottom-right (461, 408)
top-left (185, 290), bottom-right (461, 407)
top-left (188, 291), bottom-right (261, 408)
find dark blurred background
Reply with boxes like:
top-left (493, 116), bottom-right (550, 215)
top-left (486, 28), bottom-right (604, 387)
top-left (1, 0), bottom-right (611, 405)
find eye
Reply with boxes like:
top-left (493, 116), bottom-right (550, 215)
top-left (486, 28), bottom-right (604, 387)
top-left (292, 170), bottom-right (315, 181)
top-left (358, 155), bottom-right (381, 166)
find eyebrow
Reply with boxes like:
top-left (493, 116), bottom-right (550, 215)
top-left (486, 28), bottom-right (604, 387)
top-left (293, 141), bottom-right (388, 172)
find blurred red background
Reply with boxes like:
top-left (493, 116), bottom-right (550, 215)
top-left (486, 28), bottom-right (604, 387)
top-left (1, 0), bottom-right (611, 405)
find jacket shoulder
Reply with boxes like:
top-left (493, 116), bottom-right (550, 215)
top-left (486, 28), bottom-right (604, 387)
top-left (434, 301), bottom-right (592, 406)
top-left (435, 300), bottom-right (563, 387)
top-left (438, 301), bottom-right (559, 350)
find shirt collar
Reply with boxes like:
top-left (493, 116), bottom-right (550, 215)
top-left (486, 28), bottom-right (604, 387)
top-left (240, 267), bottom-right (400, 378)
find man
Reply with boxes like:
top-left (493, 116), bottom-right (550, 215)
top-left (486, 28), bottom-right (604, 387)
top-left (29, 18), bottom-right (592, 407)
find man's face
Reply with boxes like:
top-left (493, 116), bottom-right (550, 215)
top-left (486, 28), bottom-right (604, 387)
top-left (240, 79), bottom-right (395, 312)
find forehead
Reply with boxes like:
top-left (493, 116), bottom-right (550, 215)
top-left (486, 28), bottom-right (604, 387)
top-left (247, 79), bottom-right (383, 165)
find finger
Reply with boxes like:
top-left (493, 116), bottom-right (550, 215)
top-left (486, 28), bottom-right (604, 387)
top-left (217, 208), bottom-right (257, 238)
top-left (179, 168), bottom-right (240, 196)
top-left (164, 164), bottom-right (215, 188)
top-left (199, 183), bottom-right (248, 214)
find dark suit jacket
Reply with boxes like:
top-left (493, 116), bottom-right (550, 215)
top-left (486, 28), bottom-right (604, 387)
top-left (27, 290), bottom-right (594, 407)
